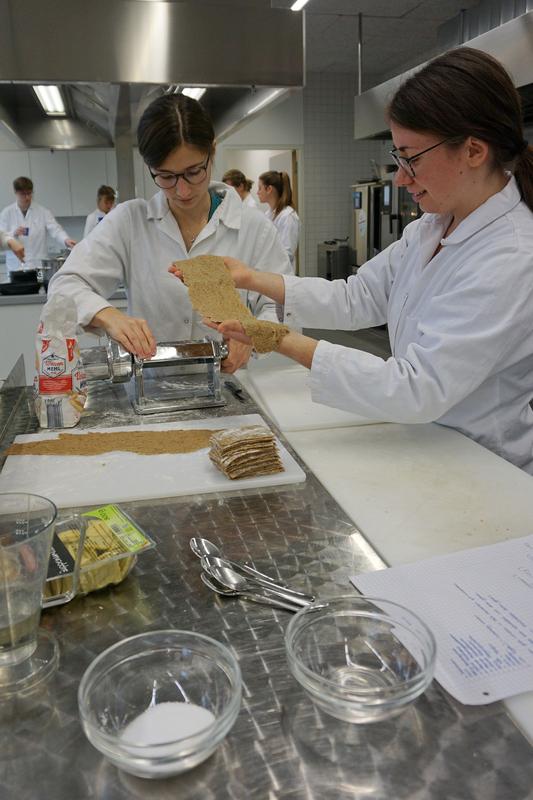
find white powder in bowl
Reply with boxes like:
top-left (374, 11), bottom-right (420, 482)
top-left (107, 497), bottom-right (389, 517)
top-left (120, 701), bottom-right (216, 757)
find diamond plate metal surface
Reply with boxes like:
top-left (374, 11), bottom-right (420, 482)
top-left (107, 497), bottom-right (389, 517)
top-left (1, 382), bottom-right (532, 799)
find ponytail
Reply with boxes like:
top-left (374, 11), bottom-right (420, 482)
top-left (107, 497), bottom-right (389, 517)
top-left (515, 143), bottom-right (533, 213)
top-left (259, 170), bottom-right (294, 217)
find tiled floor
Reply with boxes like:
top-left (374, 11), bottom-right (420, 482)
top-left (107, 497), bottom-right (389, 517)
top-left (304, 326), bottom-right (391, 359)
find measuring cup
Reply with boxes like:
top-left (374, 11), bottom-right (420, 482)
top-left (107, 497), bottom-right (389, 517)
top-left (0, 492), bottom-right (85, 695)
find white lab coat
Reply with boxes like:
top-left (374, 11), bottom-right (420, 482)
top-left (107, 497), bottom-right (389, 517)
top-left (266, 206), bottom-right (300, 272)
top-left (49, 182), bottom-right (292, 343)
top-left (243, 194), bottom-right (258, 209)
top-left (0, 202), bottom-right (69, 270)
top-left (283, 176), bottom-right (533, 473)
top-left (83, 208), bottom-right (107, 238)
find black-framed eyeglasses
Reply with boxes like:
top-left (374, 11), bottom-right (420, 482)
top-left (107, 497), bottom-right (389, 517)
top-left (150, 155), bottom-right (210, 189)
top-left (389, 138), bottom-right (452, 178)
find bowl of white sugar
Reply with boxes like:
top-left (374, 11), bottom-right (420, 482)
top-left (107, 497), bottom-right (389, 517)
top-left (78, 629), bottom-right (242, 778)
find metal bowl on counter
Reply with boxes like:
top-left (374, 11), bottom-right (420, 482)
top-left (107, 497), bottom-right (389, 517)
top-left (39, 255), bottom-right (68, 288)
top-left (284, 595), bottom-right (436, 724)
top-left (78, 629), bottom-right (242, 779)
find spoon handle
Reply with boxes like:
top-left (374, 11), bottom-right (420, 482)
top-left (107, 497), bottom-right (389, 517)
top-left (239, 563), bottom-right (315, 601)
top-left (250, 581), bottom-right (313, 608)
top-left (239, 592), bottom-right (301, 612)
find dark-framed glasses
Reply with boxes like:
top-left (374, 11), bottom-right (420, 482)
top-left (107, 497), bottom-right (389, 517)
top-left (389, 138), bottom-right (453, 178)
top-left (150, 154), bottom-right (210, 188)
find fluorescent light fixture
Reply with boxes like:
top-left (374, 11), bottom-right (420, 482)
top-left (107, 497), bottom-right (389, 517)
top-left (33, 85), bottom-right (65, 116)
top-left (291, 0), bottom-right (310, 10)
top-left (181, 87), bottom-right (206, 100)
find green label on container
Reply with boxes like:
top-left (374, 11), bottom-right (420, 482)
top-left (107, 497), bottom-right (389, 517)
top-left (82, 504), bottom-right (154, 553)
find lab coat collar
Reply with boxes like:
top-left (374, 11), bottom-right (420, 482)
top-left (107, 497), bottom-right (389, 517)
top-left (437, 175), bottom-right (522, 246)
top-left (145, 182), bottom-right (243, 230)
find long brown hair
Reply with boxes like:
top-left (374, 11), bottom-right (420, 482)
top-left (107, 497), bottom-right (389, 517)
top-left (259, 170), bottom-right (294, 217)
top-left (387, 47), bottom-right (533, 212)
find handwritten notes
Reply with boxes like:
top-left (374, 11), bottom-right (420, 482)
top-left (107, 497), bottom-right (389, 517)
top-left (351, 535), bottom-right (533, 705)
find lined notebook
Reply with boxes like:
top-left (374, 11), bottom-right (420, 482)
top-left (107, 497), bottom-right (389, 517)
top-left (352, 534), bottom-right (533, 705)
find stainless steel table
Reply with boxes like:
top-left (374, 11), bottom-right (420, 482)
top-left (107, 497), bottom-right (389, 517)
top-left (1, 381), bottom-right (532, 800)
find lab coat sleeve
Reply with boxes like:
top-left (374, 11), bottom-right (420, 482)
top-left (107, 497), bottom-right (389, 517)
top-left (0, 208), bottom-right (14, 238)
top-left (308, 241), bottom-right (533, 423)
top-left (244, 215), bottom-right (292, 323)
top-left (0, 230), bottom-right (10, 249)
top-left (44, 208), bottom-right (70, 248)
top-left (283, 236), bottom-right (404, 330)
top-left (48, 206), bottom-right (131, 326)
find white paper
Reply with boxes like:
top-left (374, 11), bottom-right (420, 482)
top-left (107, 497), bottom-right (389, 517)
top-left (351, 534), bottom-right (533, 705)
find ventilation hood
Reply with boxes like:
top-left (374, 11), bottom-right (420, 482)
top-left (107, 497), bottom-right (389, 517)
top-left (354, 10), bottom-right (533, 140)
top-left (0, 0), bottom-right (304, 149)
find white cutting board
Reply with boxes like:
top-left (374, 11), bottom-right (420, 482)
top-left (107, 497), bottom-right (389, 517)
top-left (245, 363), bottom-right (382, 432)
top-left (0, 414), bottom-right (306, 509)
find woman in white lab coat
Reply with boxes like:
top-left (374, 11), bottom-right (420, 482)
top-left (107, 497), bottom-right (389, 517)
top-left (257, 170), bottom-right (300, 272)
top-left (49, 94), bottom-right (291, 373)
top-left (199, 48), bottom-right (533, 472)
top-left (222, 169), bottom-right (258, 209)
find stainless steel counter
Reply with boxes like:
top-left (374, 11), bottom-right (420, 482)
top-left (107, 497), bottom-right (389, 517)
top-left (1, 382), bottom-right (532, 800)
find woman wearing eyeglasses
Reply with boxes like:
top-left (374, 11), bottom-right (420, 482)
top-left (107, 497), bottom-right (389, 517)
top-left (203, 48), bottom-right (533, 473)
top-left (48, 94), bottom-right (291, 373)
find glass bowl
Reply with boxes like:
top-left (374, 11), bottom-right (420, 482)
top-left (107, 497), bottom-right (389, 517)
top-left (285, 595), bottom-right (436, 724)
top-left (78, 629), bottom-right (242, 778)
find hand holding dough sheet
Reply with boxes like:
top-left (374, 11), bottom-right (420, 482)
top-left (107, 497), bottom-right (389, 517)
top-left (175, 255), bottom-right (289, 353)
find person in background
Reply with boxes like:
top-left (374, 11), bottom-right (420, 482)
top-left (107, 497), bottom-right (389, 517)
top-left (48, 93), bottom-right (291, 373)
top-left (204, 48), bottom-right (533, 474)
top-left (83, 185), bottom-right (117, 238)
top-left (0, 177), bottom-right (76, 272)
top-left (222, 169), bottom-right (257, 209)
top-left (257, 170), bottom-right (300, 272)
top-left (0, 230), bottom-right (25, 263)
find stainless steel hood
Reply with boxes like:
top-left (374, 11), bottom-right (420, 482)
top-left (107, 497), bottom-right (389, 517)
top-left (354, 10), bottom-right (533, 140)
top-left (0, 0), bottom-right (304, 149)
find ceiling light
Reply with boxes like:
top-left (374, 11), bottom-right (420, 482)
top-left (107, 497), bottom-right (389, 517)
top-left (291, 0), bottom-right (310, 10)
top-left (33, 85), bottom-right (66, 116)
top-left (181, 88), bottom-right (206, 100)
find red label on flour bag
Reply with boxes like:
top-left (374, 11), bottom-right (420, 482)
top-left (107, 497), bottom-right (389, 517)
top-left (34, 294), bottom-right (87, 428)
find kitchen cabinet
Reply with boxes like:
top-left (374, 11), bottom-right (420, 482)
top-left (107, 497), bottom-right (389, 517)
top-left (0, 152), bottom-right (31, 210)
top-left (28, 150), bottom-right (72, 216)
top-left (68, 150), bottom-right (109, 215)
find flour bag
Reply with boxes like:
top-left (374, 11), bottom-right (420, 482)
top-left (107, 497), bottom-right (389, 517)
top-left (34, 293), bottom-right (87, 428)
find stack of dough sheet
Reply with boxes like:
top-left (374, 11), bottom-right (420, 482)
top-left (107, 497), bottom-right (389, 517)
top-left (209, 425), bottom-right (284, 480)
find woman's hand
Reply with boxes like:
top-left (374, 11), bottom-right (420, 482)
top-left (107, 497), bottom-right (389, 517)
top-left (222, 339), bottom-right (253, 373)
top-left (89, 307), bottom-right (157, 358)
top-left (222, 257), bottom-right (255, 289)
top-left (203, 318), bottom-right (253, 372)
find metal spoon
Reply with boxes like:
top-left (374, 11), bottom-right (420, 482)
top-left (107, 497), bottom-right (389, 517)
top-left (201, 554), bottom-right (314, 604)
top-left (202, 558), bottom-right (313, 608)
top-left (200, 573), bottom-right (299, 612)
top-left (190, 537), bottom-right (314, 600)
